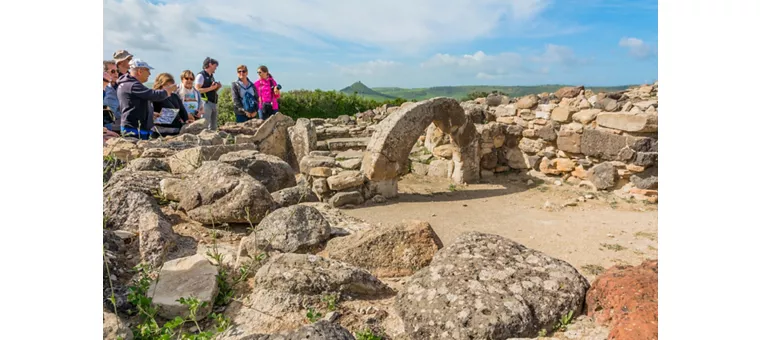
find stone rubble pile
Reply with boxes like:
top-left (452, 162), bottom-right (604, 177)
top-left (102, 84), bottom-right (658, 339)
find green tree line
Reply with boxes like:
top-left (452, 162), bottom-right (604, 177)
top-left (217, 88), bottom-right (408, 125)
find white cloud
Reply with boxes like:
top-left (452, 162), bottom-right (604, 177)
top-left (619, 37), bottom-right (656, 59)
top-left (180, 0), bottom-right (552, 53)
top-left (531, 44), bottom-right (586, 67)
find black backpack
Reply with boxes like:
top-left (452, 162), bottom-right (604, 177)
top-left (103, 105), bottom-right (115, 126)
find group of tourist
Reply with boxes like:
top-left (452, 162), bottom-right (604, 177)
top-left (103, 50), bottom-right (282, 143)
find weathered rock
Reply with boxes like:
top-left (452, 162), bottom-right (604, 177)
top-left (138, 210), bottom-right (178, 267)
top-left (519, 109), bottom-right (536, 120)
top-left (309, 167), bottom-right (333, 177)
top-left (299, 156), bottom-right (337, 175)
top-left (271, 180), bottom-right (319, 207)
top-left (312, 178), bottom-right (330, 196)
top-left (198, 129), bottom-right (225, 145)
top-left (103, 310), bottom-right (133, 340)
top-left (329, 191), bottom-right (364, 208)
top-left (581, 129), bottom-right (641, 161)
top-left (235, 134), bottom-right (256, 144)
top-left (518, 138), bottom-right (545, 154)
top-left (103, 169), bottom-right (176, 231)
top-left (595, 98), bottom-right (620, 112)
top-left (176, 162), bottom-right (276, 224)
top-left (540, 158), bottom-right (577, 175)
top-left (252, 113), bottom-right (296, 167)
top-left (427, 159), bottom-right (451, 177)
top-left (515, 95), bottom-right (539, 109)
top-left (322, 220), bottom-right (443, 278)
top-left (337, 158), bottom-right (362, 170)
top-left (411, 162), bottom-right (429, 175)
top-left (433, 144), bottom-right (456, 159)
top-left (597, 113), bottom-right (657, 132)
top-left (147, 254), bottom-right (218, 321)
top-left (395, 232), bottom-right (589, 339)
top-left (327, 170), bottom-right (365, 191)
top-left (480, 151), bottom-right (498, 170)
top-left (587, 162), bottom-right (619, 190)
top-left (486, 93), bottom-right (502, 106)
top-left (554, 86), bottom-right (584, 98)
top-left (251, 205), bottom-right (331, 253)
top-left (254, 253), bottom-right (393, 297)
top-left (167, 144), bottom-right (257, 174)
top-left (572, 109), bottom-right (602, 124)
top-left (557, 132), bottom-right (582, 154)
top-left (631, 166), bottom-right (658, 190)
top-left (140, 147), bottom-right (176, 158)
top-left (219, 321), bottom-right (355, 340)
top-left (126, 157), bottom-right (170, 172)
top-left (179, 118), bottom-right (209, 135)
top-left (633, 152), bottom-right (658, 167)
top-left (493, 104), bottom-right (517, 117)
top-left (287, 118), bottom-right (317, 172)
top-left (361, 97), bottom-right (479, 187)
top-left (586, 260), bottom-right (658, 340)
top-left (104, 138), bottom-right (142, 162)
top-left (536, 121), bottom-right (557, 141)
top-left (505, 148), bottom-right (530, 169)
top-left (219, 150), bottom-right (297, 193)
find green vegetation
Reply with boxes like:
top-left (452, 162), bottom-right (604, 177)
top-left (217, 87), bottom-right (407, 124)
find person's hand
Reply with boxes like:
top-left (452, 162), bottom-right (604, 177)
top-left (274, 88), bottom-right (281, 96)
top-left (188, 115), bottom-right (195, 123)
top-left (154, 111), bottom-right (161, 120)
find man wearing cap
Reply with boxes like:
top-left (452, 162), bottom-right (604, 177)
top-left (194, 57), bottom-right (222, 130)
top-left (113, 50), bottom-right (133, 78)
top-left (116, 58), bottom-right (176, 140)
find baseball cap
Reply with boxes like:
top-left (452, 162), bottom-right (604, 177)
top-left (129, 58), bottom-right (154, 70)
top-left (113, 50), bottom-right (133, 62)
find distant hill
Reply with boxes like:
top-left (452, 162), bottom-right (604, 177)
top-left (371, 84), bottom-right (637, 101)
top-left (339, 81), bottom-right (399, 101)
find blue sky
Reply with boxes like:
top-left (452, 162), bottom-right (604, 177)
top-left (103, 0), bottom-right (657, 90)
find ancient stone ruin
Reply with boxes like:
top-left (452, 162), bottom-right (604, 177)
top-left (103, 83), bottom-right (658, 340)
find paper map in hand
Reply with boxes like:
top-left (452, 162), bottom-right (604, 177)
top-left (155, 108), bottom-right (179, 124)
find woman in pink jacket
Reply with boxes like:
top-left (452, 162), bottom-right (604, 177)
top-left (254, 65), bottom-right (281, 120)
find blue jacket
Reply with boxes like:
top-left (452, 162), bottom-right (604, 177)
top-left (103, 84), bottom-right (121, 120)
top-left (116, 73), bottom-right (169, 131)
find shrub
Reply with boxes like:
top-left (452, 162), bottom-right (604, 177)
top-left (216, 88), bottom-right (407, 121)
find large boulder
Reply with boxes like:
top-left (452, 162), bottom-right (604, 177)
top-left (322, 220), bottom-right (443, 278)
top-left (287, 118), bottom-right (318, 172)
top-left (252, 113), bottom-right (296, 167)
top-left (249, 204), bottom-right (331, 253)
top-left (515, 94), bottom-right (538, 109)
top-left (147, 254), bottom-right (219, 321)
top-left (175, 161), bottom-right (277, 224)
top-left (395, 232), bottom-right (589, 339)
top-left (219, 150), bottom-right (297, 193)
top-left (596, 112), bottom-right (657, 132)
top-left (586, 260), bottom-right (658, 340)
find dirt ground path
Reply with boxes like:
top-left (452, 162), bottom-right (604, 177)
top-left (344, 172), bottom-right (658, 281)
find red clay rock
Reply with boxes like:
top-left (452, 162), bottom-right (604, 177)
top-left (586, 259), bottom-right (658, 340)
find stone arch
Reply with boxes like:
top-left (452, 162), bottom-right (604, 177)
top-left (360, 97), bottom-right (480, 197)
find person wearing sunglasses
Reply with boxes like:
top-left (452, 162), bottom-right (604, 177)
top-left (231, 65), bottom-right (258, 123)
top-left (151, 73), bottom-right (190, 138)
top-left (103, 60), bottom-right (121, 132)
top-left (253, 65), bottom-right (281, 120)
top-left (177, 70), bottom-right (204, 121)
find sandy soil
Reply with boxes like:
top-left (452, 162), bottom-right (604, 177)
top-left (343, 172), bottom-right (658, 282)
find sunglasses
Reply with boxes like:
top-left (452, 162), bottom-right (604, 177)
top-left (238, 69), bottom-right (247, 73)
top-left (183, 77), bottom-right (194, 81)
top-left (108, 69), bottom-right (117, 74)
